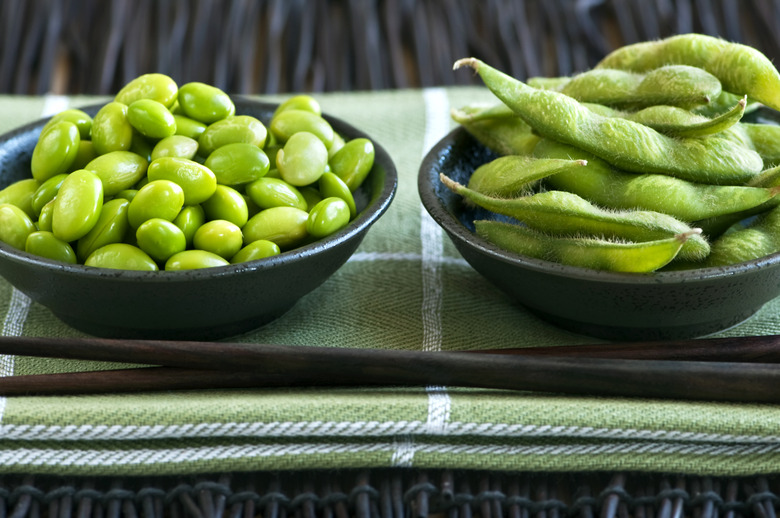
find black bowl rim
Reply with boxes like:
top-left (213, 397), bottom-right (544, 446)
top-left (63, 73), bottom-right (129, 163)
top-left (419, 125), bottom-right (780, 286)
top-left (0, 98), bottom-right (398, 282)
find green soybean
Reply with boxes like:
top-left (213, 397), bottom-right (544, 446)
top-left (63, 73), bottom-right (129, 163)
top-left (595, 33), bottom-right (780, 111)
top-left (37, 200), bottom-right (54, 232)
top-left (329, 138), bottom-right (375, 191)
top-left (622, 97), bottom-right (747, 137)
top-left (450, 103), bottom-right (541, 156)
top-left (30, 174), bottom-right (66, 217)
top-left (0, 203), bottom-right (36, 250)
top-left (277, 131), bottom-right (329, 186)
top-left (319, 172), bottom-right (357, 219)
top-left (165, 249), bottom-right (230, 270)
top-left (192, 219), bottom-right (243, 259)
top-left (25, 231), bottom-right (77, 264)
top-left (306, 197), bottom-right (351, 238)
top-left (147, 157), bottom-right (217, 205)
top-left (127, 179), bottom-right (185, 228)
top-left (230, 239), bottom-right (281, 263)
top-left (300, 186), bottom-right (323, 211)
top-left (173, 114), bottom-right (207, 140)
top-left (151, 135), bottom-right (199, 161)
top-left (41, 109), bottom-right (92, 139)
top-left (475, 220), bottom-right (694, 273)
top-left (442, 174), bottom-right (709, 261)
top-left (172, 205), bottom-right (206, 248)
top-left (198, 115), bottom-right (268, 155)
top-left (70, 141), bottom-right (97, 171)
top-left (273, 94), bottom-right (322, 117)
top-left (270, 109), bottom-right (335, 148)
top-left (85, 243), bottom-right (159, 271)
top-left (177, 82), bottom-right (235, 124)
top-left (136, 218), bottom-right (187, 262)
top-left (243, 206), bottom-right (309, 249)
top-left (201, 185), bottom-right (249, 227)
top-left (91, 102), bottom-right (134, 155)
top-left (127, 99), bottom-right (177, 139)
top-left (245, 177), bottom-right (307, 211)
top-left (31, 121), bottom-right (80, 183)
top-left (453, 57), bottom-right (763, 184)
top-left (1, 178), bottom-right (42, 219)
top-left (534, 138), bottom-right (775, 221)
top-left (76, 198), bottom-right (130, 261)
top-left (204, 142), bottom-right (270, 186)
top-left (115, 73), bottom-right (178, 108)
top-left (467, 155), bottom-right (587, 197)
top-left (85, 150), bottom-right (149, 196)
top-left (51, 169), bottom-right (104, 242)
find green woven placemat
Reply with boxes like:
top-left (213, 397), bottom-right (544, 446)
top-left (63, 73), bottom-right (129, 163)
top-left (0, 89), bottom-right (779, 477)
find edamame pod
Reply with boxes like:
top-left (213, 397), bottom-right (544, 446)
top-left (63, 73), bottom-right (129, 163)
top-left (595, 33), bottom-right (780, 111)
top-left (622, 97), bottom-right (747, 137)
top-left (450, 103), bottom-right (541, 156)
top-left (453, 57), bottom-right (763, 184)
top-left (475, 220), bottom-right (695, 273)
top-left (533, 138), bottom-right (776, 221)
top-left (442, 175), bottom-right (709, 261)
top-left (557, 65), bottom-right (722, 109)
top-left (51, 169), bottom-right (104, 242)
top-left (466, 155), bottom-right (587, 197)
top-left (704, 205), bottom-right (780, 266)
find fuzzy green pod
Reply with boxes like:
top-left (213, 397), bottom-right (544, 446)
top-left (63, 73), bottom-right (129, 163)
top-left (595, 33), bottom-right (780, 111)
top-left (453, 57), bottom-right (763, 184)
top-left (475, 220), bottom-right (694, 272)
top-left (704, 205), bottom-right (780, 266)
top-left (451, 103), bottom-right (541, 156)
top-left (443, 175), bottom-right (709, 261)
top-left (534, 138), bottom-right (776, 222)
top-left (466, 155), bottom-right (587, 198)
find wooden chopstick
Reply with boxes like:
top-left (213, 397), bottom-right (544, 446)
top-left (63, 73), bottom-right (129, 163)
top-left (0, 335), bottom-right (778, 401)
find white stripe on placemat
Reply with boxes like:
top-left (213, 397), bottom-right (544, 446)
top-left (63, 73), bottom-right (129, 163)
top-left (0, 95), bottom-right (69, 421)
top-left (1, 419), bottom-right (777, 445)
top-left (1, 439), bottom-right (779, 469)
top-left (393, 87), bottom-right (453, 468)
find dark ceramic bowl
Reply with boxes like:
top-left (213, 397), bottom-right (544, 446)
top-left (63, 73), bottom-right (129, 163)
top-left (0, 99), bottom-right (397, 339)
top-left (418, 119), bottom-right (780, 341)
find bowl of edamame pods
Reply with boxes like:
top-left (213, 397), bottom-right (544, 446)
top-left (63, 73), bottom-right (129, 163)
top-left (420, 34), bottom-right (780, 340)
top-left (0, 76), bottom-right (397, 339)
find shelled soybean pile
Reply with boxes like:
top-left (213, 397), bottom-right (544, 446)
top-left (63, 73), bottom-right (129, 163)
top-left (446, 33), bottom-right (780, 273)
top-left (0, 77), bottom-right (374, 271)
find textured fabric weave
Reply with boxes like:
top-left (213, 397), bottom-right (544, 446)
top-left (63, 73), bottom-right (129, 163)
top-left (0, 90), bottom-right (779, 477)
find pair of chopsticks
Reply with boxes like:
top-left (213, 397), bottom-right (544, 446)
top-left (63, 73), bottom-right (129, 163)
top-left (0, 335), bottom-right (779, 401)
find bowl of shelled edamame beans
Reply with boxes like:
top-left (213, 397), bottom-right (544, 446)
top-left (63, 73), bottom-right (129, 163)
top-left (420, 34), bottom-right (780, 340)
top-left (0, 76), bottom-right (397, 339)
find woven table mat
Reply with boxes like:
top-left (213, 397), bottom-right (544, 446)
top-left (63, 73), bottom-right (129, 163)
top-left (0, 469), bottom-right (777, 518)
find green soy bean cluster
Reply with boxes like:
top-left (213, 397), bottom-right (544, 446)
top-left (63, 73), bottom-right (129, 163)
top-left (449, 34), bottom-right (780, 271)
top-left (0, 75), bottom-right (376, 271)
